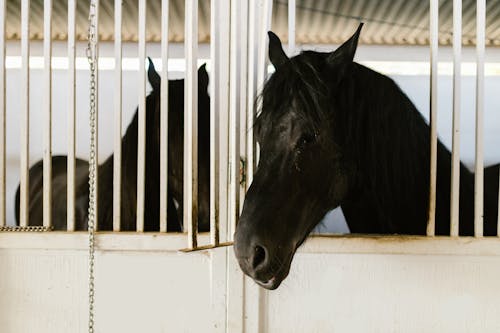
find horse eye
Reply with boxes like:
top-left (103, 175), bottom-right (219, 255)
top-left (297, 133), bottom-right (316, 149)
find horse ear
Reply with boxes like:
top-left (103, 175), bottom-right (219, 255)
top-left (268, 31), bottom-right (288, 68)
top-left (198, 63), bottom-right (209, 90)
top-left (326, 23), bottom-right (363, 67)
top-left (147, 57), bottom-right (161, 90)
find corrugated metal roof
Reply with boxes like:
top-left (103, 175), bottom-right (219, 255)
top-left (5, 0), bottom-right (500, 46)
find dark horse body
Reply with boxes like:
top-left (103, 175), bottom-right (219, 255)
top-left (15, 59), bottom-right (211, 231)
top-left (234, 24), bottom-right (499, 290)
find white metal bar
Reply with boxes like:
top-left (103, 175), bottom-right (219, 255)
top-left (255, 0), bottom-right (273, 168)
top-left (427, 0), bottom-right (438, 236)
top-left (239, 0), bottom-right (249, 213)
top-left (450, 0), bottom-right (461, 237)
top-left (217, 0), bottom-right (231, 244)
top-left (184, 0), bottom-right (198, 248)
top-left (288, 0), bottom-right (295, 56)
top-left (20, 0), bottom-right (30, 227)
top-left (210, 0), bottom-right (221, 245)
top-left (246, 0), bottom-right (257, 188)
top-left (228, 0), bottom-right (240, 241)
top-left (136, 0), bottom-right (146, 232)
top-left (43, 0), bottom-right (52, 229)
top-left (159, 0), bottom-right (169, 233)
top-left (474, 0), bottom-right (485, 237)
top-left (0, 0), bottom-right (5, 227)
top-left (66, 0), bottom-right (76, 231)
top-left (113, 0), bottom-right (122, 232)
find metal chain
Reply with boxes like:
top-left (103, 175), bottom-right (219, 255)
top-left (86, 1), bottom-right (98, 332)
top-left (0, 226), bottom-right (52, 232)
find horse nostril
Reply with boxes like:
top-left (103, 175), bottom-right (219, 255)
top-left (252, 245), bottom-right (267, 270)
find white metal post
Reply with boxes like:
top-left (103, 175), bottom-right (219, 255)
top-left (159, 0), bottom-right (169, 233)
top-left (239, 0), bottom-right (249, 213)
top-left (210, 0), bottom-right (221, 245)
top-left (0, 0), bottom-right (5, 227)
top-left (136, 0), bottom-right (146, 232)
top-left (113, 0), bottom-right (123, 232)
top-left (185, 0), bottom-right (199, 248)
top-left (20, 0), bottom-right (30, 227)
top-left (288, 0), bottom-right (295, 56)
top-left (246, 0), bottom-right (258, 188)
top-left (474, 0), bottom-right (485, 237)
top-left (450, 0), bottom-right (461, 237)
top-left (228, 0), bottom-right (240, 240)
top-left (427, 0), bottom-right (438, 236)
top-left (43, 0), bottom-right (52, 229)
top-left (67, 0), bottom-right (76, 231)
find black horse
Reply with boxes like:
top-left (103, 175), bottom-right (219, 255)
top-left (15, 59), bottom-right (211, 232)
top-left (234, 24), bottom-right (499, 290)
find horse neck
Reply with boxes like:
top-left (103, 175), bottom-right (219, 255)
top-left (339, 64), bottom-right (433, 234)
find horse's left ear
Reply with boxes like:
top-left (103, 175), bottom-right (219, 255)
top-left (326, 23), bottom-right (363, 67)
top-left (198, 63), bottom-right (209, 90)
top-left (268, 31), bottom-right (288, 68)
top-left (147, 57), bottom-right (161, 90)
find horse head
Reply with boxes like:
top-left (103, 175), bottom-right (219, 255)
top-left (234, 24), bottom-right (363, 289)
top-left (146, 58), bottom-right (211, 231)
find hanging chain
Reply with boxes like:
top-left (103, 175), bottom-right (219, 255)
top-left (86, 1), bottom-right (98, 332)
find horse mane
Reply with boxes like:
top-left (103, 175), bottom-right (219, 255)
top-left (257, 50), bottom-right (447, 233)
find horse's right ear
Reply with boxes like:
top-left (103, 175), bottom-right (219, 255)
top-left (147, 57), bottom-right (161, 90)
top-left (268, 31), bottom-right (288, 68)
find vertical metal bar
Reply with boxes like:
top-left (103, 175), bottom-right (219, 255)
top-left (288, 0), bottom-right (295, 56)
top-left (427, 0), bottom-right (438, 236)
top-left (136, 0), bottom-right (146, 232)
top-left (67, 0), bottom-right (76, 231)
top-left (450, 0), bottom-right (461, 237)
top-left (246, 0), bottom-right (257, 188)
top-left (159, 0), bottom-right (169, 233)
top-left (0, 0), bottom-right (6, 227)
top-left (210, 0), bottom-right (220, 245)
top-left (239, 0), bottom-right (249, 213)
top-left (474, 0), bottom-right (485, 237)
top-left (113, 0), bottom-right (122, 231)
top-left (43, 0), bottom-right (52, 229)
top-left (20, 0), bottom-right (30, 227)
top-left (255, 0), bottom-right (273, 167)
top-left (184, 0), bottom-right (198, 248)
top-left (217, 0), bottom-right (231, 244)
top-left (228, 0), bottom-right (240, 240)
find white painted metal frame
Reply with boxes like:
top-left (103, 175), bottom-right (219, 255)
top-left (19, 0), bottom-right (30, 227)
top-left (238, 0), bottom-right (249, 213)
top-left (184, 0), bottom-right (199, 248)
top-left (67, 0), bottom-right (76, 231)
top-left (136, 0), bottom-right (147, 232)
top-left (450, 0), bottom-right (462, 237)
top-left (246, 0), bottom-right (257, 189)
top-left (228, 0), bottom-right (241, 240)
top-left (427, 0), bottom-right (438, 236)
top-left (474, 0), bottom-right (485, 237)
top-left (0, 0), bottom-right (5, 227)
top-left (159, 0), bottom-right (169, 233)
top-left (288, 0), bottom-right (296, 56)
top-left (210, 0), bottom-right (221, 245)
top-left (113, 0), bottom-right (123, 232)
top-left (43, 0), bottom-right (52, 229)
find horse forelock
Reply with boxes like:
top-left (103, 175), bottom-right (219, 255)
top-left (255, 52), bottom-right (332, 139)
